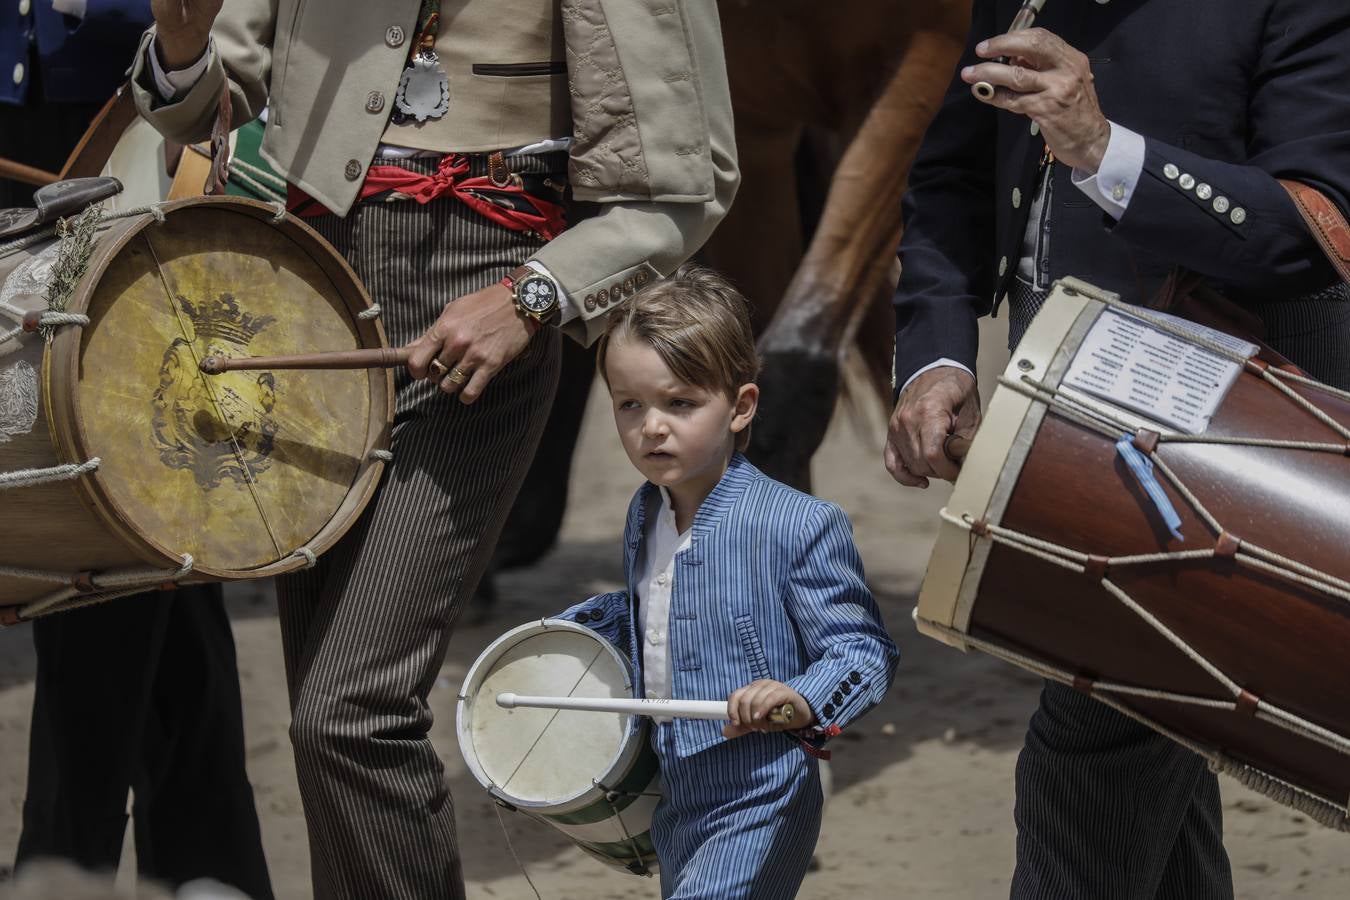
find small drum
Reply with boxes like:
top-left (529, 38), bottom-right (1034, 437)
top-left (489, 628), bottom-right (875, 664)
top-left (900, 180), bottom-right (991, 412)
top-left (918, 276), bottom-right (1350, 830)
top-left (458, 619), bottom-right (661, 875)
top-left (0, 195), bottom-right (393, 618)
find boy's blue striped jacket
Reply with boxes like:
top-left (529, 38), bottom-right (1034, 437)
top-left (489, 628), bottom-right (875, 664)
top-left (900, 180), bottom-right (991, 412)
top-left (559, 453), bottom-right (899, 758)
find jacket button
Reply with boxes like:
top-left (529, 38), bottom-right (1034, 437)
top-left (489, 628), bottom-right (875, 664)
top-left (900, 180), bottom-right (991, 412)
top-left (18, 0), bottom-right (31, 16)
top-left (596, 288), bottom-right (609, 307)
top-left (12, 62), bottom-right (24, 86)
top-left (345, 159), bottom-right (363, 181)
top-left (574, 612), bottom-right (589, 623)
top-left (584, 294), bottom-right (597, 312)
top-left (849, 671), bottom-right (862, 684)
top-left (842, 682), bottom-right (853, 696)
top-left (366, 91), bottom-right (386, 114)
top-left (635, 269), bottom-right (651, 287)
top-left (386, 25), bottom-right (406, 48)
top-left (588, 609), bottom-right (604, 623)
top-left (832, 691), bottom-right (844, 705)
top-left (822, 703), bottom-right (835, 718)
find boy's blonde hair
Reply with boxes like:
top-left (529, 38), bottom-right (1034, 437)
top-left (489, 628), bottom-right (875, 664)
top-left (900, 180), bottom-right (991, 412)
top-left (596, 264), bottom-right (759, 451)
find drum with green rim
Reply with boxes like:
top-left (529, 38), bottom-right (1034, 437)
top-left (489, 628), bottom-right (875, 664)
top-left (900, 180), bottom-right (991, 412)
top-left (457, 619), bottom-right (661, 875)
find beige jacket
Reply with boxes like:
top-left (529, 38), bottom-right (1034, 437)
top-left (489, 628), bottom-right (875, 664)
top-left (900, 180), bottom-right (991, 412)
top-left (130, 0), bottom-right (738, 345)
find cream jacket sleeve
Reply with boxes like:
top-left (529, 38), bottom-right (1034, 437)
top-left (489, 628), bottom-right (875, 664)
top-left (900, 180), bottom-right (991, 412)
top-left (128, 0), bottom-right (277, 145)
top-left (541, 0), bottom-right (739, 346)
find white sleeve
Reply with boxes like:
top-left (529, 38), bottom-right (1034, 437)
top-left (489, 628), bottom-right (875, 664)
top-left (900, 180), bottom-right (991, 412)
top-left (899, 358), bottom-right (976, 396)
top-left (147, 37), bottom-right (213, 102)
top-left (1070, 122), bottom-right (1146, 220)
top-left (50, 0), bottom-right (86, 17)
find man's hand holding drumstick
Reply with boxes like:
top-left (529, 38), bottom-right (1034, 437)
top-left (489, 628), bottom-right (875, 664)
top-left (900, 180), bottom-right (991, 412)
top-left (404, 283), bottom-right (535, 406)
top-left (150, 0), bottom-right (222, 70)
top-left (722, 679), bottom-right (814, 739)
top-left (887, 27), bottom-right (1110, 489)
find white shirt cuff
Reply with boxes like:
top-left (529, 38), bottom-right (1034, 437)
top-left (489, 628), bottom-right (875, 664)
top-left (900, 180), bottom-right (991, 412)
top-left (149, 37), bottom-right (212, 102)
top-left (1070, 122), bottom-right (1145, 220)
top-left (899, 358), bottom-right (975, 396)
top-left (523, 260), bottom-right (578, 325)
top-left (51, 0), bottom-right (85, 17)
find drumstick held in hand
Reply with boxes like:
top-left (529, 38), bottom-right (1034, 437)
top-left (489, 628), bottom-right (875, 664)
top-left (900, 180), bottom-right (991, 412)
top-left (200, 347), bottom-right (411, 375)
top-left (943, 434), bottom-right (972, 463)
top-left (496, 693), bottom-right (796, 725)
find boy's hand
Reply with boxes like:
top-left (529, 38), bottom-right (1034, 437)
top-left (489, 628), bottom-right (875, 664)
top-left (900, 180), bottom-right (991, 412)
top-left (723, 680), bottom-right (815, 738)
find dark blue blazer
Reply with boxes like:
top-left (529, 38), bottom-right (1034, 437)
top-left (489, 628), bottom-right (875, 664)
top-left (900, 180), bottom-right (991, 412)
top-left (558, 454), bottom-right (899, 758)
top-left (893, 0), bottom-right (1350, 388)
top-left (1, 0), bottom-right (150, 106)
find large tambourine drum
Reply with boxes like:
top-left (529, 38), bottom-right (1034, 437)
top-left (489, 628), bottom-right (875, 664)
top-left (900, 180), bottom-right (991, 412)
top-left (917, 276), bottom-right (1350, 830)
top-left (0, 196), bottom-right (393, 619)
top-left (458, 619), bottom-right (661, 875)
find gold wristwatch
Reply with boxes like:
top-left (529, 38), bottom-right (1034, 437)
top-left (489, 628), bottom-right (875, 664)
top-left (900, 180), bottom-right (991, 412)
top-left (502, 265), bottom-right (562, 329)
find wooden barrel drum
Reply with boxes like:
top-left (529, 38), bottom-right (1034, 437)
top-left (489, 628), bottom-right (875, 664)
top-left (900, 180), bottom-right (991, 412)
top-left (918, 276), bottom-right (1350, 830)
top-left (0, 196), bottom-right (393, 620)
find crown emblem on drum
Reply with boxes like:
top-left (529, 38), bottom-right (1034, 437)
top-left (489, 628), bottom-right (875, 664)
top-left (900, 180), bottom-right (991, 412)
top-left (179, 293), bottom-right (276, 346)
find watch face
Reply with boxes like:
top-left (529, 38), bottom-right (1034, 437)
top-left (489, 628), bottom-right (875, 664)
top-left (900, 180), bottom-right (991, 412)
top-left (518, 274), bottom-right (557, 313)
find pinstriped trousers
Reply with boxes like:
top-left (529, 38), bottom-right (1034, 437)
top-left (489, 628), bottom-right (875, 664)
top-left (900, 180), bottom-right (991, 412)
top-left (1007, 279), bottom-right (1234, 900)
top-left (274, 155), bottom-right (562, 900)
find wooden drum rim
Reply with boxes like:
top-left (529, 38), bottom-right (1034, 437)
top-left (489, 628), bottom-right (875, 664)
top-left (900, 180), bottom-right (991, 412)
top-left (43, 195), bottom-right (394, 578)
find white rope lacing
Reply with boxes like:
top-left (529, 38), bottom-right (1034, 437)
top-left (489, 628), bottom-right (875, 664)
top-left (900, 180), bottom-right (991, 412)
top-left (367, 448), bottom-right (393, 462)
top-left (0, 458), bottom-right (99, 490)
top-left (358, 304), bottom-right (382, 320)
top-left (16, 554), bottom-right (195, 620)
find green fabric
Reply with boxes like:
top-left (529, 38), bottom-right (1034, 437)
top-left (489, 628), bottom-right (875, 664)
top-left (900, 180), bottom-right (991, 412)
top-left (225, 119), bottom-right (286, 203)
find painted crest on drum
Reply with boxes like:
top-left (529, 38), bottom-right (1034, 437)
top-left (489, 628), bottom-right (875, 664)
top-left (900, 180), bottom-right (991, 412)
top-left (0, 360), bottom-right (38, 443)
top-left (151, 293), bottom-right (279, 489)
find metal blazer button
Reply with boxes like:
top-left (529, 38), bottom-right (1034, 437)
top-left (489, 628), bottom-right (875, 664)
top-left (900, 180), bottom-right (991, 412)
top-left (366, 91), bottom-right (386, 114)
top-left (385, 25), bottom-right (406, 48)
top-left (345, 159), bottom-right (363, 181)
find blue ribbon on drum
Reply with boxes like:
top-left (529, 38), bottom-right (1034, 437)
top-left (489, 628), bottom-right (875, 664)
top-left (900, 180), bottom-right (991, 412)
top-left (1115, 435), bottom-right (1184, 541)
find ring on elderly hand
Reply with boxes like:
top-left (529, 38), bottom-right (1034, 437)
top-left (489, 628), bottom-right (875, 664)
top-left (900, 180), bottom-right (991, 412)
top-left (428, 359), bottom-right (449, 382)
top-left (446, 366), bottom-right (470, 386)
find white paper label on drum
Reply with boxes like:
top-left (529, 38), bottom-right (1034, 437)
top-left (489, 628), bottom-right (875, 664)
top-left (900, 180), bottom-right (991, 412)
top-left (1063, 309), bottom-right (1257, 435)
top-left (0, 359), bottom-right (38, 443)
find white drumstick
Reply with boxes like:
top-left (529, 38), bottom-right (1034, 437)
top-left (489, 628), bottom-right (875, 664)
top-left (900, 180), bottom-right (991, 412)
top-left (496, 693), bottom-right (795, 724)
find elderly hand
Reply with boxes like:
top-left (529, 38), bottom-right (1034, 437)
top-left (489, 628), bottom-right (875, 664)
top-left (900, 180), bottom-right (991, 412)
top-left (885, 366), bottom-right (980, 488)
top-left (962, 28), bottom-right (1111, 174)
top-left (723, 680), bottom-right (814, 739)
top-left (404, 283), bottom-right (535, 405)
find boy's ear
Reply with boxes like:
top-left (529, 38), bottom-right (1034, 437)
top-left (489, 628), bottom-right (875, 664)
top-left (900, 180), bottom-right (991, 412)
top-left (730, 383), bottom-right (759, 434)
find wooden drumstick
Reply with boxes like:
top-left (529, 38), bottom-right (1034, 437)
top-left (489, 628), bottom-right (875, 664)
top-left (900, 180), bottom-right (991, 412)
top-left (496, 693), bottom-right (797, 725)
top-left (943, 434), bottom-right (973, 463)
top-left (199, 347), bottom-right (411, 375)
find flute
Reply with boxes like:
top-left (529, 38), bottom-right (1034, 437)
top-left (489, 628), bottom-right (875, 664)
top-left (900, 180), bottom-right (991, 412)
top-left (496, 693), bottom-right (797, 725)
top-left (973, 0), bottom-right (1049, 101)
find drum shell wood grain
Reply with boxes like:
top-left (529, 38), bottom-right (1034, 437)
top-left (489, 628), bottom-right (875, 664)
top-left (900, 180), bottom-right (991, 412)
top-left (0, 196), bottom-right (392, 607)
top-left (964, 317), bottom-right (1350, 813)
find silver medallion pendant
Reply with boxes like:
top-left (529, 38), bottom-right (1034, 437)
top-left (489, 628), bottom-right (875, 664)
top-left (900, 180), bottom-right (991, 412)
top-left (395, 52), bottom-right (450, 122)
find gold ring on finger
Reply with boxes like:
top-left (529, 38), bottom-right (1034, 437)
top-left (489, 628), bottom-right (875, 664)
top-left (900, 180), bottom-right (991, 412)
top-left (446, 366), bottom-right (470, 386)
top-left (428, 359), bottom-right (449, 382)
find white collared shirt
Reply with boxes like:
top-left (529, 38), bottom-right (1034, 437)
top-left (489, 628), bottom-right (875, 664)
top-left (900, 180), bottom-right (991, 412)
top-left (636, 488), bottom-right (692, 724)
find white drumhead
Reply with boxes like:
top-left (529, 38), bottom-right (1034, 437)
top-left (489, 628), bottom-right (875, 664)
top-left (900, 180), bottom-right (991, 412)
top-left (457, 619), bottom-right (636, 808)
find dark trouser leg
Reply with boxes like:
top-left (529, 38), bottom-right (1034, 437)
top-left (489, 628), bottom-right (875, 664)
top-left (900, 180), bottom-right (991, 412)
top-left (132, 585), bottom-right (273, 899)
top-left (1010, 682), bottom-right (1233, 900)
top-left (16, 586), bottom-right (271, 897)
top-left (274, 156), bottom-right (561, 900)
top-left (16, 596), bottom-right (169, 873)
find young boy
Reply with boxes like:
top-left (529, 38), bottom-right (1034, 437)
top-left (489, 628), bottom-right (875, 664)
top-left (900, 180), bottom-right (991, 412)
top-left (557, 266), bottom-right (899, 899)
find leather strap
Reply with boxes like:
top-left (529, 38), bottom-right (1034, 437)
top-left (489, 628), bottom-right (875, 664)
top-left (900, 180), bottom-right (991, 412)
top-left (1280, 179), bottom-right (1350, 286)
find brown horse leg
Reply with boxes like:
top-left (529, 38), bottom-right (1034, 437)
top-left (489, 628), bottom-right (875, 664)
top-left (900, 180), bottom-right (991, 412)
top-left (751, 12), bottom-right (968, 490)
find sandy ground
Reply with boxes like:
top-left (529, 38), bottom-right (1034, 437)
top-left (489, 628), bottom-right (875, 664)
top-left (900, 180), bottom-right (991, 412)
top-left (0, 320), bottom-right (1346, 899)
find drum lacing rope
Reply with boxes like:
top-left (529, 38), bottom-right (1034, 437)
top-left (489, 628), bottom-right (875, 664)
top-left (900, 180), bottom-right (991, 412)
top-left (368, 448), bottom-right (393, 462)
top-left (291, 547), bottom-right (317, 569)
top-left (14, 553), bottom-right (195, 621)
top-left (490, 803), bottom-right (544, 900)
top-left (267, 201), bottom-right (287, 224)
top-left (915, 616), bottom-right (1350, 831)
top-left (593, 775), bottom-right (657, 876)
top-left (0, 457), bottom-right (99, 490)
top-left (358, 304), bottom-right (382, 320)
top-left (0, 201), bottom-right (168, 259)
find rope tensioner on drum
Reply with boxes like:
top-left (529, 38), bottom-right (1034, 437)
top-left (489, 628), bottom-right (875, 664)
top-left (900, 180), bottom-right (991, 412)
top-left (11, 553), bottom-right (196, 622)
top-left (368, 448), bottom-right (393, 462)
top-left (0, 457), bottom-right (100, 491)
top-left (291, 547), bottom-right (317, 569)
top-left (358, 304), bottom-right (383, 320)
